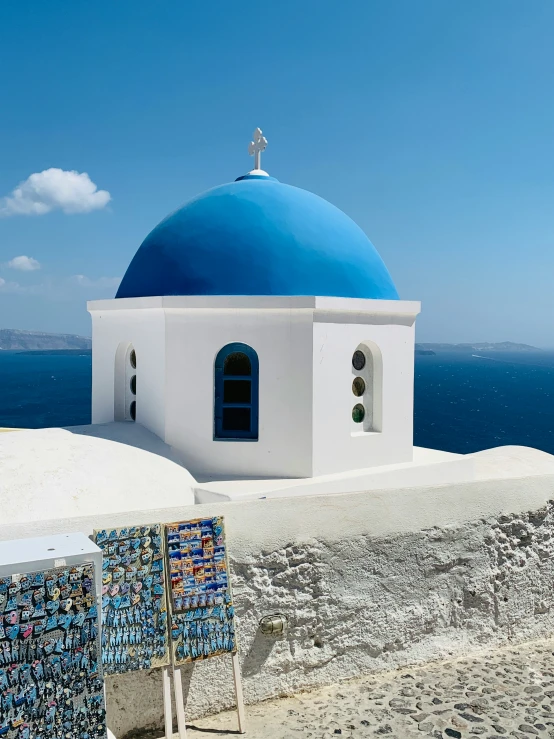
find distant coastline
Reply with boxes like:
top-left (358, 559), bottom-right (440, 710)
top-left (415, 341), bottom-right (540, 354)
top-left (0, 329), bottom-right (91, 351)
top-left (16, 349), bottom-right (92, 356)
top-left (0, 329), bottom-right (542, 356)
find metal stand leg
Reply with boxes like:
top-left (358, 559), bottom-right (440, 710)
top-left (162, 666), bottom-right (173, 739)
top-left (173, 666), bottom-right (188, 738)
top-left (231, 652), bottom-right (246, 733)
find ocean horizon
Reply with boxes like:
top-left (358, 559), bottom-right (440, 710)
top-left (0, 349), bottom-right (553, 456)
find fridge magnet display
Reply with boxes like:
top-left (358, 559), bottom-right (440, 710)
top-left (165, 516), bottom-right (237, 665)
top-left (93, 523), bottom-right (169, 673)
top-left (0, 562), bottom-right (107, 738)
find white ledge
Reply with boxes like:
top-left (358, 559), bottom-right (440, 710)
top-left (88, 295), bottom-right (421, 318)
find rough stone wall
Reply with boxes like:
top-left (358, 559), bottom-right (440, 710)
top-left (105, 498), bottom-right (554, 737)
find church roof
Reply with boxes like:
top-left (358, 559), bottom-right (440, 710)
top-left (116, 173), bottom-right (399, 300)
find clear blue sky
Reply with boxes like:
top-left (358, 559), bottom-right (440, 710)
top-left (1, 1), bottom-right (553, 346)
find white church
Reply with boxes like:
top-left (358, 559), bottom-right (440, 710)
top-left (2, 130), bottom-right (554, 737)
top-left (1, 128), bottom-right (553, 522)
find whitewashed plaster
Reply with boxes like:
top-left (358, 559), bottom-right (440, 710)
top-left (90, 302), bottom-right (166, 439)
top-left (195, 442), bottom-right (554, 503)
top-left (88, 296), bottom-right (420, 480)
top-left (0, 425), bottom-right (195, 524)
top-left (312, 314), bottom-right (416, 475)
top-left (163, 299), bottom-right (314, 478)
top-left (194, 446), bottom-right (474, 502)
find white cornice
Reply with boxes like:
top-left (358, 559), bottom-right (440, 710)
top-left (88, 295), bottom-right (421, 320)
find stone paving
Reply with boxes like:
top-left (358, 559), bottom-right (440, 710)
top-left (153, 638), bottom-right (554, 739)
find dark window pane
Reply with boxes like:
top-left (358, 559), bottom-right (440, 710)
top-left (352, 350), bottom-right (366, 371)
top-left (352, 403), bottom-right (365, 423)
top-left (352, 377), bottom-right (365, 397)
top-left (130, 401), bottom-right (136, 421)
top-left (224, 352), bottom-right (251, 376)
top-left (224, 379), bottom-right (251, 404)
top-left (222, 407), bottom-right (251, 432)
top-left (130, 375), bottom-right (137, 395)
top-left (130, 349), bottom-right (136, 369)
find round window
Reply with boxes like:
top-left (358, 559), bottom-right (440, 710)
top-left (130, 349), bottom-right (136, 369)
top-left (352, 403), bottom-right (365, 423)
top-left (352, 377), bottom-right (365, 397)
top-left (130, 401), bottom-right (136, 422)
top-left (352, 350), bottom-right (366, 371)
top-left (130, 375), bottom-right (136, 395)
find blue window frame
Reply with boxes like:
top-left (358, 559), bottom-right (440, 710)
top-left (214, 343), bottom-right (259, 440)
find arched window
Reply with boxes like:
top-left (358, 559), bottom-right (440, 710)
top-left (114, 342), bottom-right (136, 422)
top-left (351, 341), bottom-right (383, 433)
top-left (214, 343), bottom-right (259, 440)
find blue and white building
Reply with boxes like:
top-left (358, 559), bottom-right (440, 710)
top-left (86, 129), bottom-right (479, 498)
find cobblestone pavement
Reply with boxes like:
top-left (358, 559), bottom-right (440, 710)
top-left (152, 638), bottom-right (554, 739)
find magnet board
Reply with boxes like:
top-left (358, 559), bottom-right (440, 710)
top-left (0, 562), bottom-right (106, 739)
top-left (166, 516), bottom-right (237, 665)
top-left (93, 523), bottom-right (169, 673)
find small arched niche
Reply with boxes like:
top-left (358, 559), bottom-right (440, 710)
top-left (351, 340), bottom-right (383, 433)
top-left (114, 342), bottom-right (137, 422)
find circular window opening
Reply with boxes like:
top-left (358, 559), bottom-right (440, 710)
top-left (352, 350), bottom-right (366, 371)
top-left (130, 375), bottom-right (137, 395)
top-left (352, 377), bottom-right (366, 397)
top-left (130, 401), bottom-right (136, 422)
top-left (130, 349), bottom-right (136, 369)
top-left (352, 403), bottom-right (365, 423)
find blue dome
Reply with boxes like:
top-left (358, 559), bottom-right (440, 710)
top-left (116, 174), bottom-right (399, 300)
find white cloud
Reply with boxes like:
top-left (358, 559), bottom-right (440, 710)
top-left (0, 168), bottom-right (111, 216)
top-left (71, 274), bottom-right (120, 289)
top-left (0, 278), bottom-right (38, 294)
top-left (6, 255), bottom-right (41, 271)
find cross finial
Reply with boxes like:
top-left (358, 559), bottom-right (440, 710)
top-left (248, 128), bottom-right (268, 171)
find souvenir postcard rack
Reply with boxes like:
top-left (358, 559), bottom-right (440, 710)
top-left (93, 516), bottom-right (245, 738)
top-left (0, 533), bottom-right (106, 739)
top-left (165, 515), bottom-right (245, 737)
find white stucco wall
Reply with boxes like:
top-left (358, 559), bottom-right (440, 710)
top-left (90, 300), bottom-right (166, 439)
top-left (163, 298), bottom-right (314, 478)
top-left (312, 303), bottom-right (417, 475)
top-left (2, 471), bottom-right (554, 737)
top-left (89, 296), bottom-right (420, 480)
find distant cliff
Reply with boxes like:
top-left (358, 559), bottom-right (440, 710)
top-left (416, 341), bottom-right (540, 353)
top-left (0, 330), bottom-right (540, 354)
top-left (0, 329), bottom-right (91, 351)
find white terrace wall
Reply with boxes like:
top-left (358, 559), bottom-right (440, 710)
top-left (2, 475), bottom-right (554, 737)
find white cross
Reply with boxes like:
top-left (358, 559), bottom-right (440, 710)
top-left (248, 128), bottom-right (268, 171)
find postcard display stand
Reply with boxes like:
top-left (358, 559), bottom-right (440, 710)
top-left (0, 532), bottom-right (106, 739)
top-left (166, 515), bottom-right (245, 737)
top-left (93, 517), bottom-right (245, 738)
top-left (92, 523), bottom-right (173, 739)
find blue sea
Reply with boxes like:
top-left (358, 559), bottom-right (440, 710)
top-left (0, 350), bottom-right (553, 455)
top-left (0, 352), bottom-right (93, 429)
top-left (414, 351), bottom-right (554, 454)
